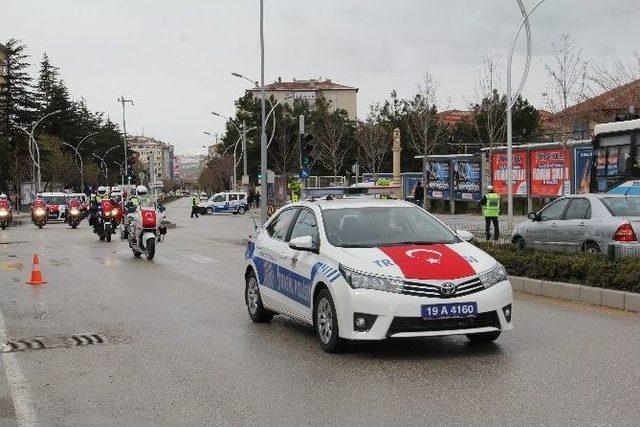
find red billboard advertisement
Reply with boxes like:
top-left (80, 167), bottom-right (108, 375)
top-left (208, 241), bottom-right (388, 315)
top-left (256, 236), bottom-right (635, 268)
top-left (491, 150), bottom-right (528, 196)
top-left (530, 148), bottom-right (571, 196)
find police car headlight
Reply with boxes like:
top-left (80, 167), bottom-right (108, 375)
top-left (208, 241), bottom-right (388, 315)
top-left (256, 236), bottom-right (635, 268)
top-left (479, 263), bottom-right (507, 289)
top-left (339, 265), bottom-right (404, 293)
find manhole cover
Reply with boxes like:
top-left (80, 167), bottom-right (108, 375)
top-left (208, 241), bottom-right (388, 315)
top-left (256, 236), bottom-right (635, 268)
top-left (1, 333), bottom-right (112, 353)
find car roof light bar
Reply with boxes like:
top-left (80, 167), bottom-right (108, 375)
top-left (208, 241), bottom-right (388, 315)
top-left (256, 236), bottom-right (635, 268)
top-left (302, 185), bottom-right (400, 200)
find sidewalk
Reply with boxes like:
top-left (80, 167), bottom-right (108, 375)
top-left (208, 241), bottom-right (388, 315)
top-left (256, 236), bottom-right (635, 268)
top-left (435, 213), bottom-right (527, 241)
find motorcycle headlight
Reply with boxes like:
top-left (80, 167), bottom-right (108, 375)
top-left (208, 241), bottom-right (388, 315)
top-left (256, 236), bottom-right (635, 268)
top-left (104, 210), bottom-right (110, 217)
top-left (339, 265), bottom-right (404, 293)
top-left (478, 263), bottom-right (508, 289)
top-left (111, 208), bottom-right (119, 216)
top-left (0, 210), bottom-right (7, 217)
top-left (35, 208), bottom-right (45, 216)
top-left (70, 208), bottom-right (80, 215)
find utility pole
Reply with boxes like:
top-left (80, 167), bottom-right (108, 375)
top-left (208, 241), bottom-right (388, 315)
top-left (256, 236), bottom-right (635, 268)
top-left (299, 115), bottom-right (305, 188)
top-left (118, 96), bottom-right (134, 184)
top-left (259, 0), bottom-right (268, 223)
top-left (242, 121), bottom-right (248, 186)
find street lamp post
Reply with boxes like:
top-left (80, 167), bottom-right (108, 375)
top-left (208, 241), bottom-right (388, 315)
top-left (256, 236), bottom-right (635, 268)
top-left (17, 109), bottom-right (64, 193)
top-left (60, 131), bottom-right (100, 191)
top-left (92, 153), bottom-right (108, 181)
top-left (118, 96), bottom-right (134, 183)
top-left (505, 0), bottom-right (547, 230)
top-left (259, 0), bottom-right (268, 223)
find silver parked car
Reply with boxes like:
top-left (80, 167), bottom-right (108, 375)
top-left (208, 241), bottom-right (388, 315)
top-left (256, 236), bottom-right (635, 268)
top-left (512, 194), bottom-right (640, 253)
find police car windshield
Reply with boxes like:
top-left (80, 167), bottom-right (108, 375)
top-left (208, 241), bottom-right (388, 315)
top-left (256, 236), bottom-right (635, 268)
top-left (322, 206), bottom-right (459, 248)
top-left (41, 196), bottom-right (66, 205)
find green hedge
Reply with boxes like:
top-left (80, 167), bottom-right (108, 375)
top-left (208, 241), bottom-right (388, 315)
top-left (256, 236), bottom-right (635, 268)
top-left (474, 241), bottom-right (640, 293)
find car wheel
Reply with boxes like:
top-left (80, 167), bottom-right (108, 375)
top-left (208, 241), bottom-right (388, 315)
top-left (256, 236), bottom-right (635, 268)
top-left (466, 331), bottom-right (501, 343)
top-left (245, 271), bottom-right (274, 323)
top-left (237, 206), bottom-right (246, 215)
top-left (583, 241), bottom-right (600, 253)
top-left (206, 207), bottom-right (214, 215)
top-left (314, 288), bottom-right (346, 353)
top-left (513, 236), bottom-right (526, 251)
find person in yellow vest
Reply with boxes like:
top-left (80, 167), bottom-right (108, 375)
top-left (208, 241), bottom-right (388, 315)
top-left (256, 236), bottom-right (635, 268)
top-left (480, 185), bottom-right (500, 241)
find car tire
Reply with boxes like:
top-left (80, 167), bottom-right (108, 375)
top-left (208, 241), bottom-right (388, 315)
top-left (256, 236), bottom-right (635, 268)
top-left (583, 241), bottom-right (600, 253)
top-left (206, 207), bottom-right (214, 215)
top-left (466, 331), bottom-right (501, 343)
top-left (245, 271), bottom-right (274, 323)
top-left (237, 206), bottom-right (246, 215)
top-left (513, 236), bottom-right (526, 251)
top-left (314, 288), bottom-right (346, 353)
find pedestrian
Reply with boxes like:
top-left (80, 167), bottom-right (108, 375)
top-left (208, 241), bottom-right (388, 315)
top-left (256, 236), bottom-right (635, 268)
top-left (247, 190), bottom-right (254, 210)
top-left (254, 192), bottom-right (260, 209)
top-left (191, 194), bottom-right (199, 218)
top-left (413, 180), bottom-right (424, 207)
top-left (480, 185), bottom-right (500, 241)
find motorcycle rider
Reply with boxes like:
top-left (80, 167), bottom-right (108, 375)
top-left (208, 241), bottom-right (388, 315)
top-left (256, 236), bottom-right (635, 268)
top-left (123, 185), bottom-right (148, 239)
top-left (0, 193), bottom-right (12, 227)
top-left (89, 186), bottom-right (107, 227)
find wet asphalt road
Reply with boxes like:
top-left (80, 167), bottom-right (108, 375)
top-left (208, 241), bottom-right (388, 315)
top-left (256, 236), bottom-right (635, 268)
top-left (0, 197), bottom-right (639, 426)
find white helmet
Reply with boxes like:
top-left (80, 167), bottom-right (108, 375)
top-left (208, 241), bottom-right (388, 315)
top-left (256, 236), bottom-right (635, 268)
top-left (97, 186), bottom-right (107, 195)
top-left (136, 185), bottom-right (148, 197)
top-left (0, 193), bottom-right (7, 200)
top-left (486, 185), bottom-right (494, 191)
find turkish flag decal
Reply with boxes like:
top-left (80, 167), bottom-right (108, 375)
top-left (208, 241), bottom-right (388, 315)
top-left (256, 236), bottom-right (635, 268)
top-left (378, 244), bottom-right (475, 280)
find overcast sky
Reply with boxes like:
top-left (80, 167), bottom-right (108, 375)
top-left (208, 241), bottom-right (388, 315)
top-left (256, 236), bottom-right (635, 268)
top-left (3, 0), bottom-right (639, 154)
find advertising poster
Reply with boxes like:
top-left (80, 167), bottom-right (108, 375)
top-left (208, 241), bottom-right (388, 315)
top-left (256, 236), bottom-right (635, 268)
top-left (491, 151), bottom-right (528, 196)
top-left (574, 147), bottom-right (593, 194)
top-left (452, 160), bottom-right (481, 201)
top-left (403, 173), bottom-right (422, 200)
top-left (425, 160), bottom-right (450, 199)
top-left (530, 148), bottom-right (572, 196)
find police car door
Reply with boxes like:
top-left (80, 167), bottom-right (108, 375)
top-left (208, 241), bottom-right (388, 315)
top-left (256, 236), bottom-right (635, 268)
top-left (282, 207), bottom-right (320, 321)
top-left (257, 207), bottom-right (300, 312)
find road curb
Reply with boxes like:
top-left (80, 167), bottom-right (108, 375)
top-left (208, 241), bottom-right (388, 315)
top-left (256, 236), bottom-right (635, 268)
top-left (509, 275), bottom-right (640, 313)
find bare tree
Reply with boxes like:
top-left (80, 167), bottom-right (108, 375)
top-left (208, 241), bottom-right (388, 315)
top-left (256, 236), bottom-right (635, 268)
top-left (543, 34), bottom-right (586, 112)
top-left (403, 71), bottom-right (448, 208)
top-left (312, 99), bottom-right (350, 177)
top-left (585, 52), bottom-right (640, 95)
top-left (355, 114), bottom-right (390, 180)
top-left (471, 56), bottom-right (506, 149)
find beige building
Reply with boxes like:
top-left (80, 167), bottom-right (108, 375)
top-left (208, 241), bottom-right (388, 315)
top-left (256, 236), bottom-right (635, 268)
top-left (128, 135), bottom-right (175, 182)
top-left (248, 77), bottom-right (358, 120)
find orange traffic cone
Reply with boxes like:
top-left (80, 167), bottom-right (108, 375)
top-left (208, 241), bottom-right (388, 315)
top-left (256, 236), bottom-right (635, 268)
top-left (26, 253), bottom-right (46, 285)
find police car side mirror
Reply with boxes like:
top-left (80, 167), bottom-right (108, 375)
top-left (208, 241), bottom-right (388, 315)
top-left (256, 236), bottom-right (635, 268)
top-left (456, 230), bottom-right (474, 242)
top-left (527, 212), bottom-right (539, 221)
top-left (289, 235), bottom-right (317, 253)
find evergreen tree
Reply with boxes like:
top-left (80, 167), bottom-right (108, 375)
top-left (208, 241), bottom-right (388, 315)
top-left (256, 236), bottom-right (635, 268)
top-left (0, 39), bottom-right (35, 191)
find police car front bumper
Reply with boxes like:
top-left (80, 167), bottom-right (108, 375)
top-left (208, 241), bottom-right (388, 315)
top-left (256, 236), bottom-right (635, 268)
top-left (333, 280), bottom-right (513, 340)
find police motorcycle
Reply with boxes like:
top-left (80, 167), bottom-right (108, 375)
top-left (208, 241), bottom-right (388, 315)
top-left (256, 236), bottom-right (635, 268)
top-left (121, 185), bottom-right (167, 260)
top-left (31, 198), bottom-right (48, 229)
top-left (0, 194), bottom-right (12, 230)
top-left (94, 199), bottom-right (119, 242)
top-left (65, 198), bottom-right (83, 229)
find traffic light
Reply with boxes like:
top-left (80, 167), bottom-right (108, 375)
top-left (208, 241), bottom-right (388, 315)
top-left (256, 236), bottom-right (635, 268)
top-left (301, 134), bottom-right (314, 169)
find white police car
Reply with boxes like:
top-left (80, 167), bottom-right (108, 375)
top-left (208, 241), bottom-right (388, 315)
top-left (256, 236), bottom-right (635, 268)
top-left (244, 188), bottom-right (513, 352)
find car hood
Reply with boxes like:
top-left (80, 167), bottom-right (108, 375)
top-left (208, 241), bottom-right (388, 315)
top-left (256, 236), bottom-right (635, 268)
top-left (333, 241), bottom-right (497, 281)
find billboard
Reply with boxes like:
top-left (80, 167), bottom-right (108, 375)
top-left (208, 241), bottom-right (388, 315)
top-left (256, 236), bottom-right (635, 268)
top-left (491, 150), bottom-right (528, 196)
top-left (452, 160), bottom-right (481, 201)
top-left (574, 147), bottom-right (593, 194)
top-left (530, 148), bottom-right (571, 197)
top-left (403, 173), bottom-right (422, 200)
top-left (425, 160), bottom-right (450, 199)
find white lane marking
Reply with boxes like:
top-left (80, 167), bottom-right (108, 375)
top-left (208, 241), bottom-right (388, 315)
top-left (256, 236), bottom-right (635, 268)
top-left (0, 308), bottom-right (37, 426)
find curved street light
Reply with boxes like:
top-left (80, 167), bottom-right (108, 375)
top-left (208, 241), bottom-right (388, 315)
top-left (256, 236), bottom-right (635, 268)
top-left (60, 131), bottom-right (101, 191)
top-left (505, 0), bottom-right (548, 230)
top-left (17, 109), bottom-right (64, 193)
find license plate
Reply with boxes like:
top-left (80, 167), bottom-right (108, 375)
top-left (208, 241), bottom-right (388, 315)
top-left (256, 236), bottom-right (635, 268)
top-left (421, 302), bottom-right (477, 319)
